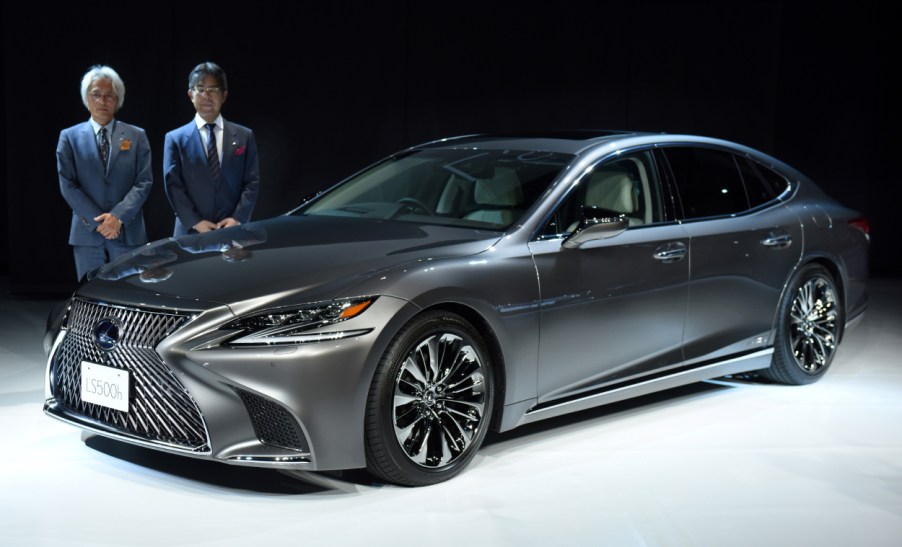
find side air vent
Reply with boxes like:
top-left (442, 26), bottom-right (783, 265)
top-left (235, 388), bottom-right (310, 452)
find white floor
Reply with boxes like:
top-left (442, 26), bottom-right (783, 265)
top-left (1, 279), bottom-right (901, 547)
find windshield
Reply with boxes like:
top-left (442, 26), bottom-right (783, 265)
top-left (298, 148), bottom-right (574, 230)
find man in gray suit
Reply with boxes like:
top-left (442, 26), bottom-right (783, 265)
top-left (163, 62), bottom-right (260, 236)
top-left (57, 65), bottom-right (153, 282)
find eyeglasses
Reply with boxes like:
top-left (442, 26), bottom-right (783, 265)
top-left (89, 91), bottom-right (117, 103)
top-left (193, 86), bottom-right (223, 97)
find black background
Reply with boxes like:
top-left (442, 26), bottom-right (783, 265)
top-left (2, 2), bottom-right (898, 294)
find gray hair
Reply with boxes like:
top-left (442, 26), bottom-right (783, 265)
top-left (80, 65), bottom-right (126, 110)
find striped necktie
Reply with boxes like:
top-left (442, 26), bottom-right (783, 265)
top-left (205, 123), bottom-right (222, 185)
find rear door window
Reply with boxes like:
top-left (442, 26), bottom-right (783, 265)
top-left (663, 147), bottom-right (749, 219)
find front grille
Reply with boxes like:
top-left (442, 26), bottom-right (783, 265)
top-left (235, 388), bottom-right (309, 452)
top-left (50, 298), bottom-right (209, 451)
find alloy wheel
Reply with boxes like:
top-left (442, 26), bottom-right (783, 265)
top-left (392, 333), bottom-right (487, 468)
top-left (789, 275), bottom-right (839, 374)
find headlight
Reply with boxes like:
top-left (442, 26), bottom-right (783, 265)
top-left (44, 297), bottom-right (73, 356)
top-left (222, 296), bottom-right (377, 346)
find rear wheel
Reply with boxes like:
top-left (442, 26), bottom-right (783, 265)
top-left (762, 264), bottom-right (843, 385)
top-left (365, 311), bottom-right (494, 486)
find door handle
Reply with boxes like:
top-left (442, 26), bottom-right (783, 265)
top-left (653, 242), bottom-right (687, 263)
top-left (761, 231), bottom-right (792, 248)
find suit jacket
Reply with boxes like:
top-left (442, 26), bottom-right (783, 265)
top-left (57, 120), bottom-right (152, 247)
top-left (163, 120), bottom-right (260, 236)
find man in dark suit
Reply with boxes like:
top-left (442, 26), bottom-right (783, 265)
top-left (163, 62), bottom-right (260, 236)
top-left (57, 65), bottom-right (153, 282)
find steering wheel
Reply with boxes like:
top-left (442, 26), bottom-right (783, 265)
top-left (395, 197), bottom-right (435, 216)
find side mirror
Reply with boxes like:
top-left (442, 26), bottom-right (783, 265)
top-left (562, 206), bottom-right (629, 249)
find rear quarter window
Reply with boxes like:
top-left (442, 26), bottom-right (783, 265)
top-left (736, 156), bottom-right (776, 208)
top-left (755, 162), bottom-right (791, 197)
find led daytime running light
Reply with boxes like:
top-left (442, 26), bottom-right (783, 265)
top-left (223, 296), bottom-right (377, 346)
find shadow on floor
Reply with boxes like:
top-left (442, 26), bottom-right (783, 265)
top-left (81, 378), bottom-right (749, 492)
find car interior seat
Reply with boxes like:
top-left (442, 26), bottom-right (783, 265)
top-left (585, 169), bottom-right (643, 225)
top-left (463, 167), bottom-right (524, 226)
top-left (565, 169), bottom-right (643, 233)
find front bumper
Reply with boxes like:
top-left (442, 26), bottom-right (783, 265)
top-left (45, 295), bottom-right (413, 471)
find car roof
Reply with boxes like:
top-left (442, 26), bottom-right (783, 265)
top-left (414, 130), bottom-right (647, 154)
top-left (412, 130), bottom-right (790, 169)
top-left (410, 130), bottom-right (809, 186)
top-left (413, 129), bottom-right (772, 154)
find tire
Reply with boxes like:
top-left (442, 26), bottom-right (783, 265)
top-left (762, 264), bottom-right (843, 385)
top-left (365, 311), bottom-right (494, 486)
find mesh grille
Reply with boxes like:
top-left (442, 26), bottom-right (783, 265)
top-left (51, 298), bottom-right (208, 451)
top-left (236, 388), bottom-right (309, 452)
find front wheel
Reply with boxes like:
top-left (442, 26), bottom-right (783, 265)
top-left (762, 264), bottom-right (843, 385)
top-left (365, 311), bottom-right (494, 486)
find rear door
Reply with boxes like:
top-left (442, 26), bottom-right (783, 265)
top-left (660, 146), bottom-right (802, 364)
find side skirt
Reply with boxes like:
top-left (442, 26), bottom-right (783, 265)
top-left (504, 348), bottom-right (773, 430)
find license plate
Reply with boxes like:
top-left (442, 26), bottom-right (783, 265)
top-left (81, 361), bottom-right (130, 412)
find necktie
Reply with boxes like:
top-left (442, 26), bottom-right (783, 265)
top-left (98, 127), bottom-right (110, 169)
top-left (205, 123), bottom-right (222, 186)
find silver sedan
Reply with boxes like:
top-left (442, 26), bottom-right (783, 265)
top-left (44, 131), bottom-right (870, 485)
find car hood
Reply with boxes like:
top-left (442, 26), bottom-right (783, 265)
top-left (78, 215), bottom-right (501, 310)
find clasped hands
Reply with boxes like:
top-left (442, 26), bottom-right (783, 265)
top-left (94, 213), bottom-right (122, 240)
top-left (193, 217), bottom-right (240, 233)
